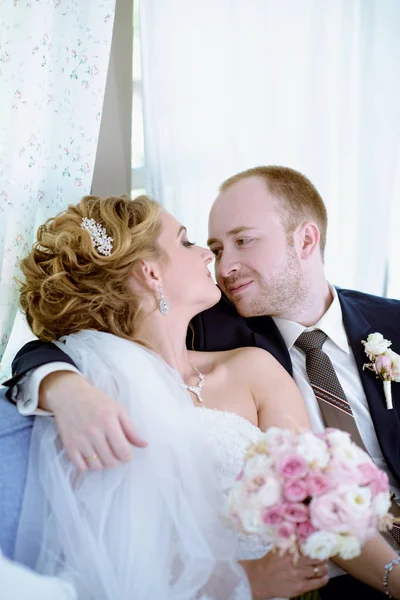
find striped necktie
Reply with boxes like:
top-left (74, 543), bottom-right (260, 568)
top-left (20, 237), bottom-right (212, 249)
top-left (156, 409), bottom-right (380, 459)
top-left (295, 329), bottom-right (366, 450)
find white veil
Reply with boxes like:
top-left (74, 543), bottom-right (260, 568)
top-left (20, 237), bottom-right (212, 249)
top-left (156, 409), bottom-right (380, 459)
top-left (14, 330), bottom-right (251, 600)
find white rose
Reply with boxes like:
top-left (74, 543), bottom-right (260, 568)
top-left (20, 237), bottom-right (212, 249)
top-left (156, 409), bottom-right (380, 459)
top-left (297, 432), bottom-right (330, 469)
top-left (263, 427), bottom-right (295, 454)
top-left (257, 476), bottom-right (282, 508)
top-left (240, 506), bottom-right (264, 533)
top-left (341, 485), bottom-right (371, 516)
top-left (387, 349), bottom-right (400, 382)
top-left (301, 531), bottom-right (340, 560)
top-left (244, 453), bottom-right (274, 477)
top-left (325, 429), bottom-right (352, 449)
top-left (387, 348), bottom-right (400, 366)
top-left (364, 333), bottom-right (391, 357)
top-left (337, 534), bottom-right (362, 560)
top-left (373, 491), bottom-right (391, 518)
top-left (331, 443), bottom-right (369, 467)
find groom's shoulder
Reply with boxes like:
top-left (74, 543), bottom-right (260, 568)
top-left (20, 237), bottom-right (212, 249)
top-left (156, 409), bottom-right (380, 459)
top-left (337, 286), bottom-right (400, 314)
top-left (190, 294), bottom-right (256, 351)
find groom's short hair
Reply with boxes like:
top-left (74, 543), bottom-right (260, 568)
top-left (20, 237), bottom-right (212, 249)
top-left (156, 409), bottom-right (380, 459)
top-left (219, 166), bottom-right (328, 256)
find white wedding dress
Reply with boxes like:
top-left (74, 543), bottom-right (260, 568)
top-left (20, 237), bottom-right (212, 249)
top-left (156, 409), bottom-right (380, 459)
top-left (15, 331), bottom-right (255, 600)
top-left (196, 407), bottom-right (271, 561)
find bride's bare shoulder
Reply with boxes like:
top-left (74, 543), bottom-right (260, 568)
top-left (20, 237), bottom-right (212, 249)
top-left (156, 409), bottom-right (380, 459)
top-left (189, 346), bottom-right (280, 373)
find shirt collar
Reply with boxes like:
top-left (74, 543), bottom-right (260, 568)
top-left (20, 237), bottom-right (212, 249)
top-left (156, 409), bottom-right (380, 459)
top-left (272, 284), bottom-right (350, 354)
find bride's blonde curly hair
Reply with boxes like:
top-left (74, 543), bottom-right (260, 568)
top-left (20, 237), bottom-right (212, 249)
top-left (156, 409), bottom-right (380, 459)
top-left (19, 194), bottom-right (162, 342)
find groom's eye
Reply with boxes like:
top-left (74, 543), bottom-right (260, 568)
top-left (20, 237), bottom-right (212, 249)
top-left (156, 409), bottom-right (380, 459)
top-left (210, 248), bottom-right (222, 259)
top-left (236, 238), bottom-right (251, 247)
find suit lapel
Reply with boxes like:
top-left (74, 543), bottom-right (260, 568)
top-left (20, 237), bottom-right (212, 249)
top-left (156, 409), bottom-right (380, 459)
top-left (338, 291), bottom-right (400, 484)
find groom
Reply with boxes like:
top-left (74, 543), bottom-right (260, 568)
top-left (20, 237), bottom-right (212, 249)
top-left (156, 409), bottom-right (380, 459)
top-left (5, 165), bottom-right (400, 597)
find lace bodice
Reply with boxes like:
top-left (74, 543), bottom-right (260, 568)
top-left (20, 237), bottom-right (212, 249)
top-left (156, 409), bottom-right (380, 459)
top-left (195, 407), bottom-right (271, 560)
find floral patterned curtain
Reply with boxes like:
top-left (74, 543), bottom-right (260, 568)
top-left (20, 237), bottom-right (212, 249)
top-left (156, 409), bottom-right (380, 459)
top-left (0, 0), bottom-right (116, 376)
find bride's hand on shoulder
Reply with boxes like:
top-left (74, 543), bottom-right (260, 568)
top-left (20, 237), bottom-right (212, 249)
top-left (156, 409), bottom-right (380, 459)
top-left (40, 371), bottom-right (147, 471)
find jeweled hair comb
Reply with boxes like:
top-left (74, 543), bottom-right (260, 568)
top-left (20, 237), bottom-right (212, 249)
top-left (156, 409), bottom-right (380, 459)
top-left (81, 217), bottom-right (113, 256)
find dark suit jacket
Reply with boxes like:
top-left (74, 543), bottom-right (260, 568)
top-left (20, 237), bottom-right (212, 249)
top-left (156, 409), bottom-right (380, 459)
top-left (6, 287), bottom-right (400, 486)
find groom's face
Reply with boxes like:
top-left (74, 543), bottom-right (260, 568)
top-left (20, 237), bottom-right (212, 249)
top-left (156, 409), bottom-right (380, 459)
top-left (208, 176), bottom-right (305, 318)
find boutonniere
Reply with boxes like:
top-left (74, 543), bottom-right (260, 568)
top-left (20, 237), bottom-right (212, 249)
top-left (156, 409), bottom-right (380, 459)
top-left (361, 333), bottom-right (400, 410)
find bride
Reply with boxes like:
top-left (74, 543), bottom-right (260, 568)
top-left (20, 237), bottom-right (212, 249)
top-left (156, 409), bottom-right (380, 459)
top-left (15, 194), bottom-right (400, 599)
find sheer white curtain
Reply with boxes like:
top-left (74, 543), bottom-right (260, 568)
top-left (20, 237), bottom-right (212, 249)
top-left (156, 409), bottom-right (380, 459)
top-left (140, 0), bottom-right (400, 296)
top-left (0, 0), bottom-right (116, 378)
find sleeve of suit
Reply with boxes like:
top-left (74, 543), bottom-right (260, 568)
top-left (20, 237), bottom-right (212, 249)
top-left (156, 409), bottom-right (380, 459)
top-left (3, 340), bottom-right (79, 403)
top-left (13, 362), bottom-right (82, 415)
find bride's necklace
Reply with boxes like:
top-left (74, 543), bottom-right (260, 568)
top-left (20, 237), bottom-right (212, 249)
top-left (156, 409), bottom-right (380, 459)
top-left (180, 359), bottom-right (205, 403)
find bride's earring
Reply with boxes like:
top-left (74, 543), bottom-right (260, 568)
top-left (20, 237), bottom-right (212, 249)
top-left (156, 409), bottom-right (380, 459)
top-left (158, 285), bottom-right (169, 315)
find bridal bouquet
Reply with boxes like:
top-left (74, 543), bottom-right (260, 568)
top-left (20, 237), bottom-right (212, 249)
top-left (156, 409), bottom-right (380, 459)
top-left (227, 428), bottom-right (393, 562)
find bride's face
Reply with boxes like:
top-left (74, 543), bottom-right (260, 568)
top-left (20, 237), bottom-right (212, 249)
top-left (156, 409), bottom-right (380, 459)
top-left (157, 211), bottom-right (221, 315)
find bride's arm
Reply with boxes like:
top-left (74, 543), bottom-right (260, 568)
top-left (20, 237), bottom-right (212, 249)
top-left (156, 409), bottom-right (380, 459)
top-left (331, 534), bottom-right (400, 597)
top-left (30, 370), bottom-right (147, 470)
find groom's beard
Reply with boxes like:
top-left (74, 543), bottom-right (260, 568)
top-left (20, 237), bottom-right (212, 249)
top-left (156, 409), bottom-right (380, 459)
top-left (224, 248), bottom-right (307, 318)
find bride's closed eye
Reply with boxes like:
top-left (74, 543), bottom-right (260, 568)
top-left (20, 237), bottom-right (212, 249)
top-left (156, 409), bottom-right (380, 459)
top-left (182, 240), bottom-right (196, 247)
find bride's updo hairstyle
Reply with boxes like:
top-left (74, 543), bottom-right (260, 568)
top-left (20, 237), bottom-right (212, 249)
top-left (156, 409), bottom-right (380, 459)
top-left (19, 194), bottom-right (162, 341)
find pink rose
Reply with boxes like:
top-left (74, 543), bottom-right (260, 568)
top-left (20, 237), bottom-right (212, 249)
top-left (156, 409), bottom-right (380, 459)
top-left (357, 462), bottom-right (379, 485)
top-left (297, 520), bottom-right (317, 541)
top-left (262, 505), bottom-right (284, 526)
top-left (368, 470), bottom-right (389, 498)
top-left (277, 521), bottom-right (296, 539)
top-left (306, 472), bottom-right (330, 497)
top-left (310, 492), bottom-right (352, 532)
top-left (278, 454), bottom-right (308, 480)
top-left (375, 354), bottom-right (392, 376)
top-left (283, 502), bottom-right (309, 523)
top-left (284, 479), bottom-right (308, 502)
top-left (356, 460), bottom-right (389, 497)
top-left (276, 521), bottom-right (296, 551)
top-left (326, 459), bottom-right (362, 487)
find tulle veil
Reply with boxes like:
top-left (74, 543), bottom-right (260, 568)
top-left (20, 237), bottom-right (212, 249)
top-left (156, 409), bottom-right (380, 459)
top-left (14, 330), bottom-right (251, 599)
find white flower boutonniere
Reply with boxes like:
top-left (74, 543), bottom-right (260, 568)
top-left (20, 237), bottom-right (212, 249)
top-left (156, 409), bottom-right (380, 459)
top-left (362, 333), bottom-right (400, 410)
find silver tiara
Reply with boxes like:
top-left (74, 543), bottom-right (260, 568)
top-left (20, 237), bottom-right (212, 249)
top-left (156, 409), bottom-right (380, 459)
top-left (81, 217), bottom-right (113, 256)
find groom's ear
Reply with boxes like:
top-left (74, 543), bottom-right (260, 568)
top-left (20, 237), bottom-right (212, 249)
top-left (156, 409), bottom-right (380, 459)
top-left (129, 260), bottom-right (162, 293)
top-left (297, 222), bottom-right (320, 260)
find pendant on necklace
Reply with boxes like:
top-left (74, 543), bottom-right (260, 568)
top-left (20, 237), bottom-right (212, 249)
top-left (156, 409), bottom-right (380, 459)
top-left (180, 363), bottom-right (205, 403)
top-left (184, 372), bottom-right (205, 403)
